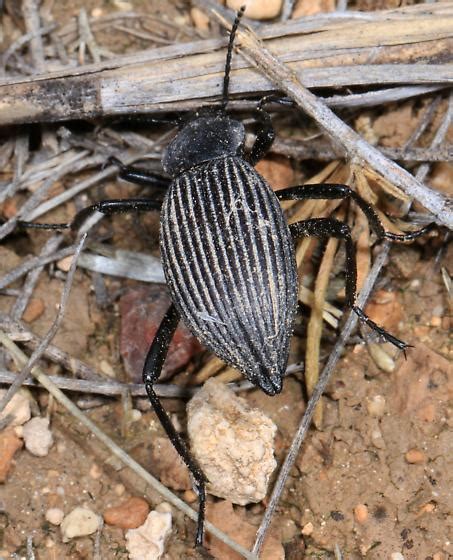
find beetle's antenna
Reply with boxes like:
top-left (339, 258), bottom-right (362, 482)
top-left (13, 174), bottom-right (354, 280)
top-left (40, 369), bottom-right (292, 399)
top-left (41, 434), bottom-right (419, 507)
top-left (222, 6), bottom-right (246, 109)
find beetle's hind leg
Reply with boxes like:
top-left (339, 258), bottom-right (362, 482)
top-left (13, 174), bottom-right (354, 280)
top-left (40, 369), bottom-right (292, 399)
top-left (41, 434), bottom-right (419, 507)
top-left (289, 217), bottom-right (410, 351)
top-left (143, 304), bottom-right (208, 548)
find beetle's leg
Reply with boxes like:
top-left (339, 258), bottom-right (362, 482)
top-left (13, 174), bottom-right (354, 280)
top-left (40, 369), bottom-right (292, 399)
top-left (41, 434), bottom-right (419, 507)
top-left (18, 198), bottom-right (162, 231)
top-left (289, 217), bottom-right (410, 351)
top-left (248, 95), bottom-right (295, 165)
top-left (142, 304), bottom-right (207, 548)
top-left (248, 106), bottom-right (275, 166)
top-left (277, 183), bottom-right (435, 241)
top-left (108, 156), bottom-right (170, 190)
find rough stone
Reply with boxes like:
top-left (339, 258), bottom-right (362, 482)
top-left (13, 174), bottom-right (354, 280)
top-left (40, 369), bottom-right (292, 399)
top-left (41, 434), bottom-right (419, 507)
top-left (187, 378), bottom-right (277, 505)
top-left (22, 416), bottom-right (53, 457)
top-left (0, 390), bottom-right (31, 427)
top-left (125, 509), bottom-right (172, 560)
top-left (60, 507), bottom-right (101, 542)
top-left (0, 428), bottom-right (23, 482)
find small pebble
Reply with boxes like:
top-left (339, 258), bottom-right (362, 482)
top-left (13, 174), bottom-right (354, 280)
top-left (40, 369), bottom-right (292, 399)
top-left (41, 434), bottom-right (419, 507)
top-left (112, 0), bottom-right (133, 10)
top-left (293, 0), bottom-right (335, 17)
top-left (22, 417), bottom-right (53, 457)
top-left (0, 428), bottom-right (23, 482)
top-left (366, 395), bottom-right (386, 418)
top-left (405, 448), bottom-right (426, 464)
top-left (130, 409), bottom-right (142, 422)
top-left (126, 510), bottom-right (172, 560)
top-left (104, 497), bottom-right (150, 529)
top-left (57, 255), bottom-right (74, 272)
top-left (23, 297), bottom-right (45, 322)
top-left (0, 390), bottom-right (31, 427)
top-left (301, 521), bottom-right (314, 535)
top-left (354, 504), bottom-right (368, 524)
top-left (183, 489), bottom-right (197, 503)
top-left (56, 441), bottom-right (66, 454)
top-left (367, 343), bottom-right (396, 373)
top-left (99, 359), bottom-right (115, 377)
top-left (371, 427), bottom-right (386, 449)
top-left (155, 502), bottom-right (172, 515)
top-left (45, 508), bottom-right (64, 526)
top-left (190, 7), bottom-right (210, 30)
top-left (114, 483), bottom-right (126, 496)
top-left (227, 0), bottom-right (282, 20)
top-left (60, 507), bottom-right (101, 542)
top-left (419, 502), bottom-right (435, 514)
top-left (45, 537), bottom-right (55, 548)
top-left (281, 518), bottom-right (298, 542)
top-left (430, 316), bottom-right (442, 327)
top-left (89, 463), bottom-right (102, 479)
top-left (390, 554), bottom-right (405, 560)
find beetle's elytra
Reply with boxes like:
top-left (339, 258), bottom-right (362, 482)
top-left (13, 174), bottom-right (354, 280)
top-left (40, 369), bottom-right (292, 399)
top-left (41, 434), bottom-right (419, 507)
top-left (161, 151), bottom-right (297, 396)
top-left (17, 6), bottom-right (434, 550)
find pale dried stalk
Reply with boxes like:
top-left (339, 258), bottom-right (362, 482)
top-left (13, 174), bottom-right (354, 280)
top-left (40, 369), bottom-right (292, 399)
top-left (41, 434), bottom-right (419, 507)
top-left (305, 237), bottom-right (339, 428)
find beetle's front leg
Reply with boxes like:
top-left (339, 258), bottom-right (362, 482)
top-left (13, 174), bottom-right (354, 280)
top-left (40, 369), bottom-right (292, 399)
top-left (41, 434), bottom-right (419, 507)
top-left (289, 217), bottom-right (410, 351)
top-left (142, 304), bottom-right (208, 549)
top-left (248, 95), bottom-right (295, 165)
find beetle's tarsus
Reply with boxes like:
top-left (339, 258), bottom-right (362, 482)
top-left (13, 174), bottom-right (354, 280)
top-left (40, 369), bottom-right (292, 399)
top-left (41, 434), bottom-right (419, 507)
top-left (17, 220), bottom-right (70, 230)
top-left (352, 305), bottom-right (410, 351)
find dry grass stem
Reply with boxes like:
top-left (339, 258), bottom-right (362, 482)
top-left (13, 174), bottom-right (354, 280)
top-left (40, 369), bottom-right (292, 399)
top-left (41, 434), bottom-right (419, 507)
top-left (305, 236), bottom-right (340, 428)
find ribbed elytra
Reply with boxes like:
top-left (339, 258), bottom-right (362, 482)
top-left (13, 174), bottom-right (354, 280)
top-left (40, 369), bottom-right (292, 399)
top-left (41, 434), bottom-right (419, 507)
top-left (160, 156), bottom-right (298, 395)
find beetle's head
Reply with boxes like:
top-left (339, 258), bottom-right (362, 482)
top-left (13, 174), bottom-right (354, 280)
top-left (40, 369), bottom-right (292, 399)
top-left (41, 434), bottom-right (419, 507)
top-left (162, 112), bottom-right (245, 176)
top-left (162, 8), bottom-right (248, 177)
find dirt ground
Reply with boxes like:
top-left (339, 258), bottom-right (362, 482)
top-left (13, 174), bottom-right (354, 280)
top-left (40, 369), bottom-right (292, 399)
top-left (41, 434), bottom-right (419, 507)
top-left (0, 1), bottom-right (452, 559)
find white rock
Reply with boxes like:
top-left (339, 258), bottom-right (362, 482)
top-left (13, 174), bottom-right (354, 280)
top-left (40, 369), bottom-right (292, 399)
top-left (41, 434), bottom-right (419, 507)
top-left (187, 378), bottom-right (277, 505)
top-left (366, 394), bottom-right (386, 417)
top-left (22, 417), bottom-right (53, 457)
top-left (0, 389), bottom-right (31, 427)
top-left (227, 0), bottom-right (282, 20)
top-left (60, 507), bottom-right (101, 542)
top-left (45, 508), bottom-right (64, 526)
top-left (126, 510), bottom-right (172, 560)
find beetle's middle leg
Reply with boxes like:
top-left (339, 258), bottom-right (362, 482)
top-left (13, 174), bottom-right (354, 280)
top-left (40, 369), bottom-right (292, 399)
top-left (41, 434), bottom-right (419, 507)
top-left (277, 183), bottom-right (434, 241)
top-left (18, 198), bottom-right (162, 231)
top-left (143, 304), bottom-right (208, 548)
top-left (108, 156), bottom-right (171, 190)
top-left (289, 217), bottom-right (410, 351)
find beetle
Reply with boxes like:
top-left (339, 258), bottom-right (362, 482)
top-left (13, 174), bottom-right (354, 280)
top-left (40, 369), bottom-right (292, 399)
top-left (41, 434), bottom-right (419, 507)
top-left (18, 7), bottom-right (433, 548)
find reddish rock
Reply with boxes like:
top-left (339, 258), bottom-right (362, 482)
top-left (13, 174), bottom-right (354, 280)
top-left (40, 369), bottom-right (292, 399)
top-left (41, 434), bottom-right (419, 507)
top-left (23, 297), bottom-right (45, 322)
top-left (0, 428), bottom-right (23, 482)
top-left (119, 285), bottom-right (203, 382)
top-left (104, 497), bottom-right (150, 529)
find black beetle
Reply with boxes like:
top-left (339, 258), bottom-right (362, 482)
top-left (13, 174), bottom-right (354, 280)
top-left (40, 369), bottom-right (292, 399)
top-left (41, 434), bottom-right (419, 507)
top-left (18, 7), bottom-right (433, 548)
